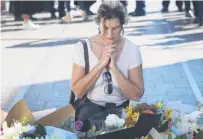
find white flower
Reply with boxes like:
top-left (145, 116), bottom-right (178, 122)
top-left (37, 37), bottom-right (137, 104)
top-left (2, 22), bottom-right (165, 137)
top-left (105, 114), bottom-right (125, 127)
top-left (175, 111), bottom-right (201, 133)
top-left (117, 119), bottom-right (125, 128)
top-left (105, 114), bottom-right (119, 127)
top-left (3, 123), bottom-right (35, 139)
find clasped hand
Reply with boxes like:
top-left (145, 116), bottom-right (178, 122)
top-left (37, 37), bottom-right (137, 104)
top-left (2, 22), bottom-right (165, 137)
top-left (99, 45), bottom-right (117, 70)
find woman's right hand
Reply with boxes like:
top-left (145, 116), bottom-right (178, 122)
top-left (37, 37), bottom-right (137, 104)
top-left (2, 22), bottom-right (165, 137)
top-left (98, 46), bottom-right (116, 69)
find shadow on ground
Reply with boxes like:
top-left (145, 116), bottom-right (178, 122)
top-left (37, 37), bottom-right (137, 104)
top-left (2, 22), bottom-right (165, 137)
top-left (1, 15), bottom-right (94, 33)
top-left (6, 37), bottom-right (86, 48)
top-left (125, 11), bottom-right (203, 48)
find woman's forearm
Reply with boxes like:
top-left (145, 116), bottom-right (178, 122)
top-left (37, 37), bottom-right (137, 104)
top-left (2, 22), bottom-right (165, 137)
top-left (112, 68), bottom-right (143, 101)
top-left (72, 63), bottom-right (103, 98)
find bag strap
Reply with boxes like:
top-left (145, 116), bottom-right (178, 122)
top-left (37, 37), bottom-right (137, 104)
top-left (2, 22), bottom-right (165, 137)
top-left (69, 40), bottom-right (89, 106)
top-left (82, 40), bottom-right (89, 74)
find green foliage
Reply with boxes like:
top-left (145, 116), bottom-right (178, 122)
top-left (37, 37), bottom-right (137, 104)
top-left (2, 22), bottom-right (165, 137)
top-left (174, 134), bottom-right (187, 139)
top-left (148, 134), bottom-right (153, 139)
top-left (34, 124), bottom-right (47, 138)
top-left (197, 130), bottom-right (203, 139)
top-left (168, 133), bottom-right (172, 139)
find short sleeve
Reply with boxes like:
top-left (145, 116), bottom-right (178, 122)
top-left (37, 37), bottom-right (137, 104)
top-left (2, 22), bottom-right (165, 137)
top-left (128, 45), bottom-right (142, 69)
top-left (72, 41), bottom-right (85, 68)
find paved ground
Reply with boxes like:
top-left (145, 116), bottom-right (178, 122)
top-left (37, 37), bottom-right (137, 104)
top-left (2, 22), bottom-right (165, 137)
top-left (1, 0), bottom-right (203, 112)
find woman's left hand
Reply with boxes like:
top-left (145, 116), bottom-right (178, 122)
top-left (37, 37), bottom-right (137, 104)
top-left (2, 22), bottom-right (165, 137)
top-left (107, 45), bottom-right (118, 70)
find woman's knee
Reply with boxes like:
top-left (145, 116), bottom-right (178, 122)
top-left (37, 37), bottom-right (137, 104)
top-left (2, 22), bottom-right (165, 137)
top-left (75, 102), bottom-right (101, 121)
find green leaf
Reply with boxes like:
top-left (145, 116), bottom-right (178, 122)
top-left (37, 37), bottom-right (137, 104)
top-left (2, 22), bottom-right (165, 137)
top-left (96, 130), bottom-right (103, 135)
top-left (148, 134), bottom-right (153, 139)
top-left (174, 134), bottom-right (187, 139)
top-left (34, 124), bottom-right (47, 138)
top-left (168, 133), bottom-right (172, 139)
top-left (91, 125), bottom-right (96, 132)
top-left (197, 130), bottom-right (203, 139)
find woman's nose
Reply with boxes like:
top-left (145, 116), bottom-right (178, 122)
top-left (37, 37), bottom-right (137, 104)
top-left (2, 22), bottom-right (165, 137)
top-left (106, 29), bottom-right (113, 38)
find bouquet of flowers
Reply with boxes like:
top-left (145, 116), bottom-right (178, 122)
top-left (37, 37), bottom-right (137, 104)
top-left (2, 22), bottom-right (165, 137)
top-left (59, 117), bottom-right (102, 138)
top-left (174, 111), bottom-right (203, 139)
top-left (124, 101), bottom-right (173, 138)
top-left (58, 102), bottom-right (172, 139)
top-left (155, 100), bottom-right (173, 133)
top-left (0, 117), bottom-right (36, 139)
top-left (125, 103), bottom-right (157, 127)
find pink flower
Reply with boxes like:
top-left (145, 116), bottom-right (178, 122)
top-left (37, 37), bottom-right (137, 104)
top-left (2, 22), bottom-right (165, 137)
top-left (0, 127), bottom-right (3, 136)
top-left (168, 120), bottom-right (172, 129)
top-left (75, 120), bottom-right (83, 131)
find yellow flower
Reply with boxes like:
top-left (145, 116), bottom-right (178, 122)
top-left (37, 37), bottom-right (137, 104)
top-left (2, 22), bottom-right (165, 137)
top-left (126, 105), bottom-right (133, 112)
top-left (166, 108), bottom-right (172, 120)
top-left (144, 136), bottom-right (148, 139)
top-left (127, 110), bottom-right (132, 117)
top-left (126, 105), bottom-right (133, 116)
top-left (21, 116), bottom-right (29, 123)
top-left (164, 129), bottom-right (170, 135)
top-left (156, 102), bottom-right (163, 109)
top-left (131, 112), bottom-right (139, 122)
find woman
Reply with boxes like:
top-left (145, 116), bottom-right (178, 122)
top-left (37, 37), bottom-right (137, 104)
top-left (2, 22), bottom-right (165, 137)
top-left (71, 1), bottom-right (144, 122)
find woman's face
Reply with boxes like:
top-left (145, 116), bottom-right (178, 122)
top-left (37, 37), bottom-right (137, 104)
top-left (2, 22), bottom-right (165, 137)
top-left (100, 18), bottom-right (122, 45)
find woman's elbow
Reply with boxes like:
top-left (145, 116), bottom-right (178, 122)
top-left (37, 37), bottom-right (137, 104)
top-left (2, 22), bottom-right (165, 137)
top-left (139, 89), bottom-right (144, 98)
top-left (129, 89), bottom-right (144, 101)
top-left (71, 86), bottom-right (83, 99)
top-left (137, 88), bottom-right (144, 100)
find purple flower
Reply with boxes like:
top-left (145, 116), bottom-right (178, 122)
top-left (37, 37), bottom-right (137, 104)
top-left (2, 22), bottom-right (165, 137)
top-left (75, 120), bottom-right (83, 131)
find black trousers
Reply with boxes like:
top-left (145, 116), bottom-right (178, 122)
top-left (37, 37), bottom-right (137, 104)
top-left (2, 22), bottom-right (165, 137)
top-left (196, 1), bottom-right (203, 26)
top-left (50, 1), bottom-right (65, 14)
top-left (9, 1), bottom-right (41, 16)
top-left (135, 0), bottom-right (146, 12)
top-left (75, 98), bottom-right (129, 122)
top-left (75, 98), bottom-right (129, 131)
top-left (162, 0), bottom-right (183, 9)
top-left (13, 1), bottom-right (22, 17)
top-left (184, 0), bottom-right (198, 14)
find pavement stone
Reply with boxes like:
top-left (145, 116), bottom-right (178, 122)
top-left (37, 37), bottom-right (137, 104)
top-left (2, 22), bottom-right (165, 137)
top-left (198, 82), bottom-right (203, 93)
top-left (187, 59), bottom-right (203, 97)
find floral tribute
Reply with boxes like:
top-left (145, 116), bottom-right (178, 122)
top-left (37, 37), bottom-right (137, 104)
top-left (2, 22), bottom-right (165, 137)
top-left (156, 101), bottom-right (173, 133)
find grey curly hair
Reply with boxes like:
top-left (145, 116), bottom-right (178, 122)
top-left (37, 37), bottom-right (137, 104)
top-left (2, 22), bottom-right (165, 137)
top-left (95, 1), bottom-right (128, 33)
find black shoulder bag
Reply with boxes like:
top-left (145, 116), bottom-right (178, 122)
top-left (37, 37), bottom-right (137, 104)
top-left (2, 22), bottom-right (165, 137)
top-left (69, 40), bottom-right (89, 109)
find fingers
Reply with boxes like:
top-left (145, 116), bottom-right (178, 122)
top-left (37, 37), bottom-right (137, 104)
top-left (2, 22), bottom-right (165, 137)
top-left (105, 47), bottom-right (116, 54)
top-left (102, 46), bottom-right (116, 62)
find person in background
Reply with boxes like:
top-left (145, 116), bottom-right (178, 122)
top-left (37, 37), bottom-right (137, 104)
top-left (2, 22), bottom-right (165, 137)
top-left (161, 0), bottom-right (183, 12)
top-left (129, 0), bottom-right (146, 16)
top-left (50, 0), bottom-right (66, 19)
top-left (1, 1), bottom-right (6, 11)
top-left (61, 0), bottom-right (72, 23)
top-left (62, 0), bottom-right (96, 23)
top-left (21, 1), bottom-right (39, 30)
top-left (9, 1), bottom-right (41, 21)
top-left (192, 1), bottom-right (203, 26)
top-left (9, 1), bottom-right (40, 29)
top-left (78, 1), bottom-right (96, 20)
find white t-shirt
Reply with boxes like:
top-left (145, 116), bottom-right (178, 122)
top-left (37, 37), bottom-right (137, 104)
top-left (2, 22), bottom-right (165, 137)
top-left (72, 38), bottom-right (142, 106)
